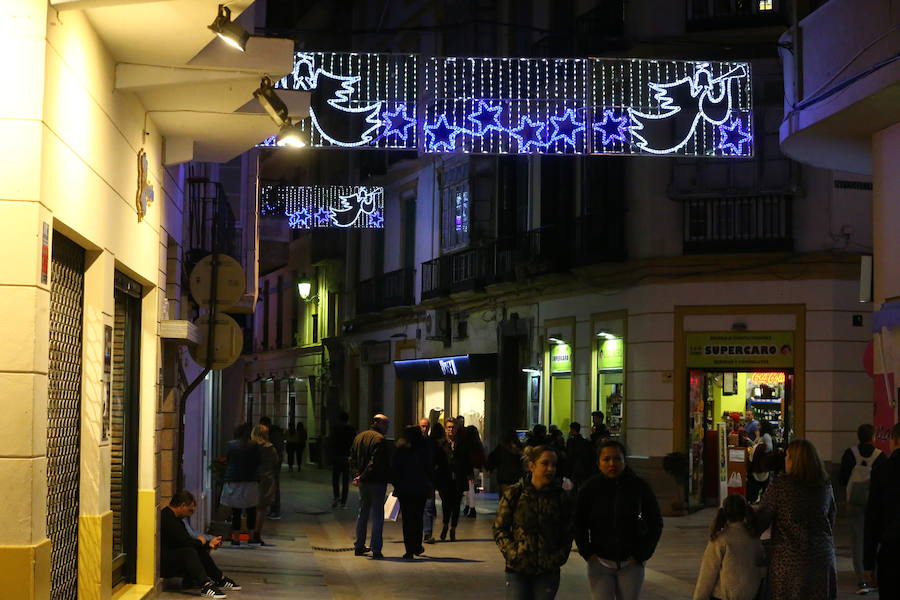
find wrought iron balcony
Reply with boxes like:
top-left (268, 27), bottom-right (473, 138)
top-left (356, 268), bottom-right (416, 314)
top-left (686, 0), bottom-right (788, 30)
top-left (683, 195), bottom-right (793, 253)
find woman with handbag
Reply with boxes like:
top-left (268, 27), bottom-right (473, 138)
top-left (575, 440), bottom-right (663, 600)
top-left (492, 444), bottom-right (574, 599)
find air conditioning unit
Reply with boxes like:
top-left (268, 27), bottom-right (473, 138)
top-left (424, 309), bottom-right (449, 340)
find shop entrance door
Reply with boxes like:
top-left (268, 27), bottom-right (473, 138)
top-left (550, 375), bottom-right (572, 432)
top-left (687, 369), bottom-right (793, 507)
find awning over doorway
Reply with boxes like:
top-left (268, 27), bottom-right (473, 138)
top-left (393, 354), bottom-right (497, 382)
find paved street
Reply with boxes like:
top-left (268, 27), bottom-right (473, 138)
top-left (160, 468), bottom-right (875, 599)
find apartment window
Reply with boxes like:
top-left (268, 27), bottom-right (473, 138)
top-left (441, 163), bottom-right (470, 251)
top-left (758, 0), bottom-right (774, 10)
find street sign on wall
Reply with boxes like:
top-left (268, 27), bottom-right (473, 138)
top-left (265, 52), bottom-right (753, 158)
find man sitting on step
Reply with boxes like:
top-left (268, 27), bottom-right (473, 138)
top-left (161, 490), bottom-right (241, 598)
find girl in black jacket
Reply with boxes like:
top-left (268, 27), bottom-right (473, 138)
top-left (575, 440), bottom-right (663, 600)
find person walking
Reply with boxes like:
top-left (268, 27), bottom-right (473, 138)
top-left (692, 494), bottom-right (765, 600)
top-left (461, 424), bottom-right (486, 518)
top-left (840, 424), bottom-right (885, 595)
top-left (492, 444), bottom-right (574, 599)
top-left (285, 422), bottom-right (300, 473)
top-left (757, 438), bottom-right (837, 600)
top-left (487, 429), bottom-right (525, 496)
top-left (566, 422), bottom-right (595, 488)
top-left (426, 422), bottom-right (451, 543)
top-left (258, 416), bottom-right (283, 519)
top-left (419, 418), bottom-right (438, 543)
top-left (392, 425), bottom-right (434, 560)
top-left (220, 423), bottom-right (259, 546)
top-left (747, 420), bottom-right (775, 504)
top-left (589, 411), bottom-right (611, 446)
top-left (864, 422), bottom-right (900, 598)
top-left (438, 418), bottom-right (467, 541)
top-left (250, 425), bottom-right (279, 545)
top-left (331, 411), bottom-right (357, 508)
top-left (350, 413), bottom-right (391, 558)
top-left (575, 439), bottom-right (663, 600)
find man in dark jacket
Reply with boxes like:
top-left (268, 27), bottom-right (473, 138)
top-left (864, 422), bottom-right (900, 597)
top-left (350, 413), bottom-right (391, 558)
top-left (566, 422), bottom-right (595, 487)
top-left (259, 416), bottom-right (283, 519)
top-left (841, 423), bottom-right (886, 594)
top-left (331, 411), bottom-right (357, 508)
top-left (160, 491), bottom-right (240, 598)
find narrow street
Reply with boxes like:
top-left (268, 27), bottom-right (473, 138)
top-left (159, 469), bottom-right (873, 599)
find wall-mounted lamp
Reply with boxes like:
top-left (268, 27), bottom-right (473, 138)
top-left (596, 331), bottom-right (618, 340)
top-left (254, 76), bottom-right (306, 148)
top-left (547, 336), bottom-right (566, 345)
top-left (208, 4), bottom-right (250, 52)
top-left (297, 273), bottom-right (317, 303)
top-left (522, 367), bottom-right (541, 375)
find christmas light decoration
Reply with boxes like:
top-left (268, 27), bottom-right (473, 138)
top-left (260, 185), bottom-right (385, 229)
top-left (261, 53), bottom-right (753, 157)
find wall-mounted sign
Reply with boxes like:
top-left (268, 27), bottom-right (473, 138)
top-left (686, 332), bottom-right (794, 369)
top-left (393, 353), bottom-right (497, 381)
top-left (264, 52), bottom-right (752, 158)
top-left (135, 149), bottom-right (154, 221)
top-left (550, 344), bottom-right (573, 374)
top-left (598, 338), bottom-right (624, 370)
top-left (260, 185), bottom-right (384, 229)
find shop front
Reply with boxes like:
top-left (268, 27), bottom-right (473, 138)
top-left (549, 343), bottom-right (573, 431)
top-left (393, 354), bottom-right (497, 441)
top-left (685, 331), bottom-right (795, 507)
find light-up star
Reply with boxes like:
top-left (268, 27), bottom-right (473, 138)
top-left (467, 101), bottom-right (504, 134)
top-left (510, 116), bottom-right (548, 152)
top-left (549, 108), bottom-right (585, 147)
top-left (425, 115), bottom-right (460, 152)
top-left (718, 117), bottom-right (751, 155)
top-left (314, 206), bottom-right (333, 226)
top-left (369, 210), bottom-right (384, 228)
top-left (381, 105), bottom-right (416, 141)
top-left (593, 109), bottom-right (630, 146)
top-left (288, 208), bottom-right (312, 229)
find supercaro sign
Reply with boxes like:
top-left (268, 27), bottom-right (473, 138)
top-left (686, 332), bottom-right (794, 369)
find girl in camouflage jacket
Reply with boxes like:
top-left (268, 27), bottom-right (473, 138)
top-left (492, 445), bottom-right (575, 599)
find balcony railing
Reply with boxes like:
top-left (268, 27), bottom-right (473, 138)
top-left (686, 0), bottom-right (788, 30)
top-left (683, 195), bottom-right (793, 253)
top-left (356, 268), bottom-right (416, 314)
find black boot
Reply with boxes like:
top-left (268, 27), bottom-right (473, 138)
top-left (440, 524), bottom-right (448, 541)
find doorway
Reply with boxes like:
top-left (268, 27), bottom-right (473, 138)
top-left (687, 369), bottom-right (793, 506)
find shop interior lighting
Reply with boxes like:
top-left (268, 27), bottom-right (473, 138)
top-left (208, 4), bottom-right (250, 52)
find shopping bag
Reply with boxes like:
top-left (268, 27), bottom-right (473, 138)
top-left (384, 494), bottom-right (400, 521)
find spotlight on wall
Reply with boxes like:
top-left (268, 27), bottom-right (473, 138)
top-left (208, 4), bottom-right (250, 51)
top-left (277, 122), bottom-right (307, 148)
top-left (522, 367), bottom-right (541, 375)
top-left (596, 331), bottom-right (618, 339)
top-left (547, 336), bottom-right (566, 345)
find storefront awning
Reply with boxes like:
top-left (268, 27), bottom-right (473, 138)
top-left (393, 354), bottom-right (497, 381)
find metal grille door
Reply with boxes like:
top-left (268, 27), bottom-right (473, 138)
top-left (47, 232), bottom-right (85, 600)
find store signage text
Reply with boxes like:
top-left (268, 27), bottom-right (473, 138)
top-left (438, 359), bottom-right (458, 376)
top-left (550, 344), bottom-right (573, 373)
top-left (686, 332), bottom-right (794, 369)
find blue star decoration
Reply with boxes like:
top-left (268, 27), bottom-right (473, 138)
top-left (593, 109), bottom-right (630, 146)
top-left (718, 117), bottom-right (752, 156)
top-left (369, 210), bottom-right (384, 228)
top-left (288, 208), bottom-right (312, 229)
top-left (314, 206), bottom-right (333, 227)
top-left (467, 101), bottom-right (503, 134)
top-left (425, 115), bottom-right (459, 151)
top-left (549, 108), bottom-right (585, 147)
top-left (381, 105), bottom-right (416, 142)
top-left (510, 116), bottom-right (548, 152)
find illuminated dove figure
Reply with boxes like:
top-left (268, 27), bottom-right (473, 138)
top-left (331, 188), bottom-right (381, 227)
top-left (628, 63), bottom-right (748, 154)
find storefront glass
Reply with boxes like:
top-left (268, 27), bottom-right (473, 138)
top-left (596, 335), bottom-right (624, 437)
top-left (549, 343), bottom-right (573, 431)
top-left (458, 382), bottom-right (485, 437)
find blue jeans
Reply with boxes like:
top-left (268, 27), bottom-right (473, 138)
top-left (355, 482), bottom-right (387, 552)
top-left (505, 569), bottom-right (560, 600)
top-left (423, 491), bottom-right (436, 537)
top-left (586, 558), bottom-right (644, 600)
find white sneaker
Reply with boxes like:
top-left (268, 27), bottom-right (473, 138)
top-left (200, 583), bottom-right (227, 598)
top-left (855, 584), bottom-right (871, 595)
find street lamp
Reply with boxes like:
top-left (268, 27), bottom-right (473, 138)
top-left (297, 273), bottom-right (315, 302)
